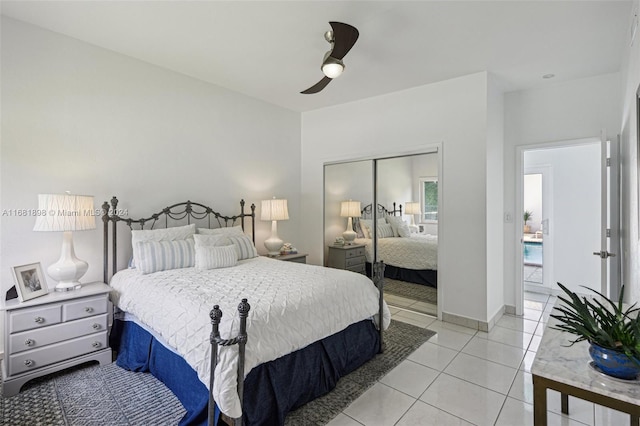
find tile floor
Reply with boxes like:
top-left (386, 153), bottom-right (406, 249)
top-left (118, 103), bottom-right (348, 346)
top-left (524, 265), bottom-right (543, 285)
top-left (384, 293), bottom-right (437, 317)
top-left (327, 291), bottom-right (630, 426)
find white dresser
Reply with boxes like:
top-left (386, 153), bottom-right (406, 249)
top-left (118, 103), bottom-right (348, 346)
top-left (2, 282), bottom-right (112, 396)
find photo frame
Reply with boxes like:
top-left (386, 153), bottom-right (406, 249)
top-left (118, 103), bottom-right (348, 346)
top-left (13, 262), bottom-right (48, 302)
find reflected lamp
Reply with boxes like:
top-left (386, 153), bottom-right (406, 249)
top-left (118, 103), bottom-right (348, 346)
top-left (340, 200), bottom-right (361, 245)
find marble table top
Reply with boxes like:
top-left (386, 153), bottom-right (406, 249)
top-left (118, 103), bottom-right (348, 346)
top-left (532, 303), bottom-right (640, 405)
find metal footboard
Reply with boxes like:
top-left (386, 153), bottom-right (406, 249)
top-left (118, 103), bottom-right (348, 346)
top-left (208, 299), bottom-right (251, 426)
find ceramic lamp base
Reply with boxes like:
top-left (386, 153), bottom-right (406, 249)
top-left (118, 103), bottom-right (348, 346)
top-left (48, 231), bottom-right (87, 292)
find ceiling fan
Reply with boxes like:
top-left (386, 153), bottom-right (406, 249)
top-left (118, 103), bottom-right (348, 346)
top-left (300, 21), bottom-right (359, 94)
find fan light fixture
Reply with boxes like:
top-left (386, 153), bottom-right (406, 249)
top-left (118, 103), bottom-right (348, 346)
top-left (322, 57), bottom-right (344, 78)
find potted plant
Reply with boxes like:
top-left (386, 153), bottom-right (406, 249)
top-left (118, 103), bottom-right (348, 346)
top-left (551, 282), bottom-right (640, 380)
top-left (523, 210), bottom-right (533, 233)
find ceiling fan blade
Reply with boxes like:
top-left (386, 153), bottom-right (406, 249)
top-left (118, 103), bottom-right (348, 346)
top-left (329, 21), bottom-right (359, 60)
top-left (300, 76), bottom-right (333, 94)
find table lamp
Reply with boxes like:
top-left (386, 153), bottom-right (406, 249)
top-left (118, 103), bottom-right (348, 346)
top-left (33, 193), bottom-right (96, 291)
top-left (340, 200), bottom-right (361, 245)
top-left (405, 202), bottom-right (421, 226)
top-left (261, 197), bottom-right (289, 256)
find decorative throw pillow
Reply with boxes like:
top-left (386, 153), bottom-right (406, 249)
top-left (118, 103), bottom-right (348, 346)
top-left (197, 226), bottom-right (244, 236)
top-left (377, 223), bottom-right (395, 238)
top-left (135, 239), bottom-right (195, 274)
top-left (227, 235), bottom-right (258, 260)
top-left (386, 216), bottom-right (411, 238)
top-left (131, 223), bottom-right (196, 268)
top-left (195, 244), bottom-right (238, 270)
top-left (359, 219), bottom-right (372, 239)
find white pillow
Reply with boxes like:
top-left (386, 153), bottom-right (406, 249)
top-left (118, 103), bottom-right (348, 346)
top-left (387, 216), bottom-right (411, 238)
top-left (131, 224), bottom-right (196, 267)
top-left (194, 234), bottom-right (230, 247)
top-left (195, 244), bottom-right (238, 270)
top-left (359, 219), bottom-right (372, 239)
top-left (135, 239), bottom-right (195, 274)
top-left (197, 226), bottom-right (244, 236)
top-left (377, 223), bottom-right (395, 238)
top-left (227, 235), bottom-right (258, 260)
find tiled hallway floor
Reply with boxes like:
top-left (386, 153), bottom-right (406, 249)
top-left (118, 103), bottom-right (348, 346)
top-left (328, 292), bottom-right (629, 426)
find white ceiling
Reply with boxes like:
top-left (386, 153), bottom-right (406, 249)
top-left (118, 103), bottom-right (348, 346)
top-left (1, 1), bottom-right (634, 112)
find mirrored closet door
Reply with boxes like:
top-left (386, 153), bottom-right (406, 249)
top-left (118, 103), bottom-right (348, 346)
top-left (324, 151), bottom-right (439, 316)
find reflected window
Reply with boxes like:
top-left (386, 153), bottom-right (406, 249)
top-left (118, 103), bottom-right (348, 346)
top-left (420, 177), bottom-right (438, 222)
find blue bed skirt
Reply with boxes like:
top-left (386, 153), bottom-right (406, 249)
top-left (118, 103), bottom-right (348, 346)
top-left (110, 317), bottom-right (380, 425)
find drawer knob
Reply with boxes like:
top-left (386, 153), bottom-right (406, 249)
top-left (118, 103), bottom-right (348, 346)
top-left (24, 339), bottom-right (35, 347)
top-left (34, 316), bottom-right (45, 324)
top-left (24, 359), bottom-right (34, 367)
top-left (84, 307), bottom-right (94, 313)
top-left (92, 341), bottom-right (101, 348)
top-left (92, 323), bottom-right (101, 330)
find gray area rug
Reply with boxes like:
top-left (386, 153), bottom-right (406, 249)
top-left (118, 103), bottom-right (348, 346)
top-left (384, 277), bottom-right (438, 304)
top-left (1, 320), bottom-right (434, 426)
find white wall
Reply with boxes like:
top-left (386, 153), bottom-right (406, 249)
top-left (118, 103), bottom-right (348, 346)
top-left (503, 72), bottom-right (621, 308)
top-left (486, 75), bottom-right (505, 323)
top-left (619, 0), bottom-right (640, 303)
top-left (301, 72), bottom-right (492, 324)
top-left (378, 156), bottom-right (413, 210)
top-left (0, 18), bottom-right (301, 352)
top-left (525, 143), bottom-right (601, 292)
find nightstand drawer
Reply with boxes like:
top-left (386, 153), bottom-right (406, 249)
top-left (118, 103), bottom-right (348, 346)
top-left (63, 296), bottom-right (108, 321)
top-left (9, 314), bottom-right (108, 355)
top-left (345, 256), bottom-right (365, 267)
top-left (346, 264), bottom-right (366, 273)
top-left (9, 304), bottom-right (62, 333)
top-left (345, 247), bottom-right (365, 258)
top-left (8, 331), bottom-right (108, 376)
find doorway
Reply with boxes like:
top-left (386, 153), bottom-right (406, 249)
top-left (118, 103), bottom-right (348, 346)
top-left (520, 141), bottom-right (601, 299)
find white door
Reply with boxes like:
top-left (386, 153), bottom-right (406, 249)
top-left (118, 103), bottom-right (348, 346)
top-left (595, 131), bottom-right (621, 299)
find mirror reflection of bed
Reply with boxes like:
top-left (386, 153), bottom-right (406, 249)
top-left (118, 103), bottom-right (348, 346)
top-left (324, 152), bottom-right (438, 317)
top-left (355, 203), bottom-right (437, 315)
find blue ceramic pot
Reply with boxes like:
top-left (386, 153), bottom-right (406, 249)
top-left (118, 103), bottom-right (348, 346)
top-left (589, 343), bottom-right (640, 380)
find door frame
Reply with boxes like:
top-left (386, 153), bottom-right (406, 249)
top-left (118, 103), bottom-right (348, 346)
top-left (515, 136), bottom-right (600, 316)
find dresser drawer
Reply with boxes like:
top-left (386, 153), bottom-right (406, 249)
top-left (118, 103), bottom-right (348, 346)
top-left (345, 256), bottom-right (365, 268)
top-left (63, 295), bottom-right (108, 321)
top-left (9, 314), bottom-right (108, 355)
top-left (9, 304), bottom-right (62, 333)
top-left (8, 331), bottom-right (108, 376)
top-left (345, 247), bottom-right (365, 258)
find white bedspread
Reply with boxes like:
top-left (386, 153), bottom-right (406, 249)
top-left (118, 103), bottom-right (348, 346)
top-left (355, 234), bottom-right (438, 270)
top-left (110, 256), bottom-right (390, 418)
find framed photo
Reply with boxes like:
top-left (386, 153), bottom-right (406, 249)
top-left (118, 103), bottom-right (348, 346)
top-left (13, 262), bottom-right (48, 302)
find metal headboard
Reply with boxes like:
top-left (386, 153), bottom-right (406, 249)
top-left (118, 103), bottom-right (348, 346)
top-left (101, 197), bottom-right (256, 283)
top-left (360, 202), bottom-right (402, 219)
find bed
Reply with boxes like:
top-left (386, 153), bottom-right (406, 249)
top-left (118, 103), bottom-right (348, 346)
top-left (102, 197), bottom-right (390, 426)
top-left (355, 203), bottom-right (438, 288)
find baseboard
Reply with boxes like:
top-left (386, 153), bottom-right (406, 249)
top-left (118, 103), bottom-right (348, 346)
top-left (442, 306), bottom-right (505, 332)
top-left (504, 305), bottom-right (516, 315)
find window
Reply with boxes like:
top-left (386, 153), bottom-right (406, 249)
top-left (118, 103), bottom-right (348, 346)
top-left (420, 177), bottom-right (438, 222)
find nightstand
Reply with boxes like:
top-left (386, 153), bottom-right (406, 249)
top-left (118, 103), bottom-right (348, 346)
top-left (327, 244), bottom-right (366, 274)
top-left (268, 253), bottom-right (308, 264)
top-left (2, 281), bottom-right (112, 396)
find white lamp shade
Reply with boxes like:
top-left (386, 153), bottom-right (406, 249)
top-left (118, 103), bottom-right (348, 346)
top-left (33, 194), bottom-right (96, 231)
top-left (340, 200), bottom-right (361, 218)
top-left (405, 202), bottom-right (421, 215)
top-left (261, 198), bottom-right (289, 221)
